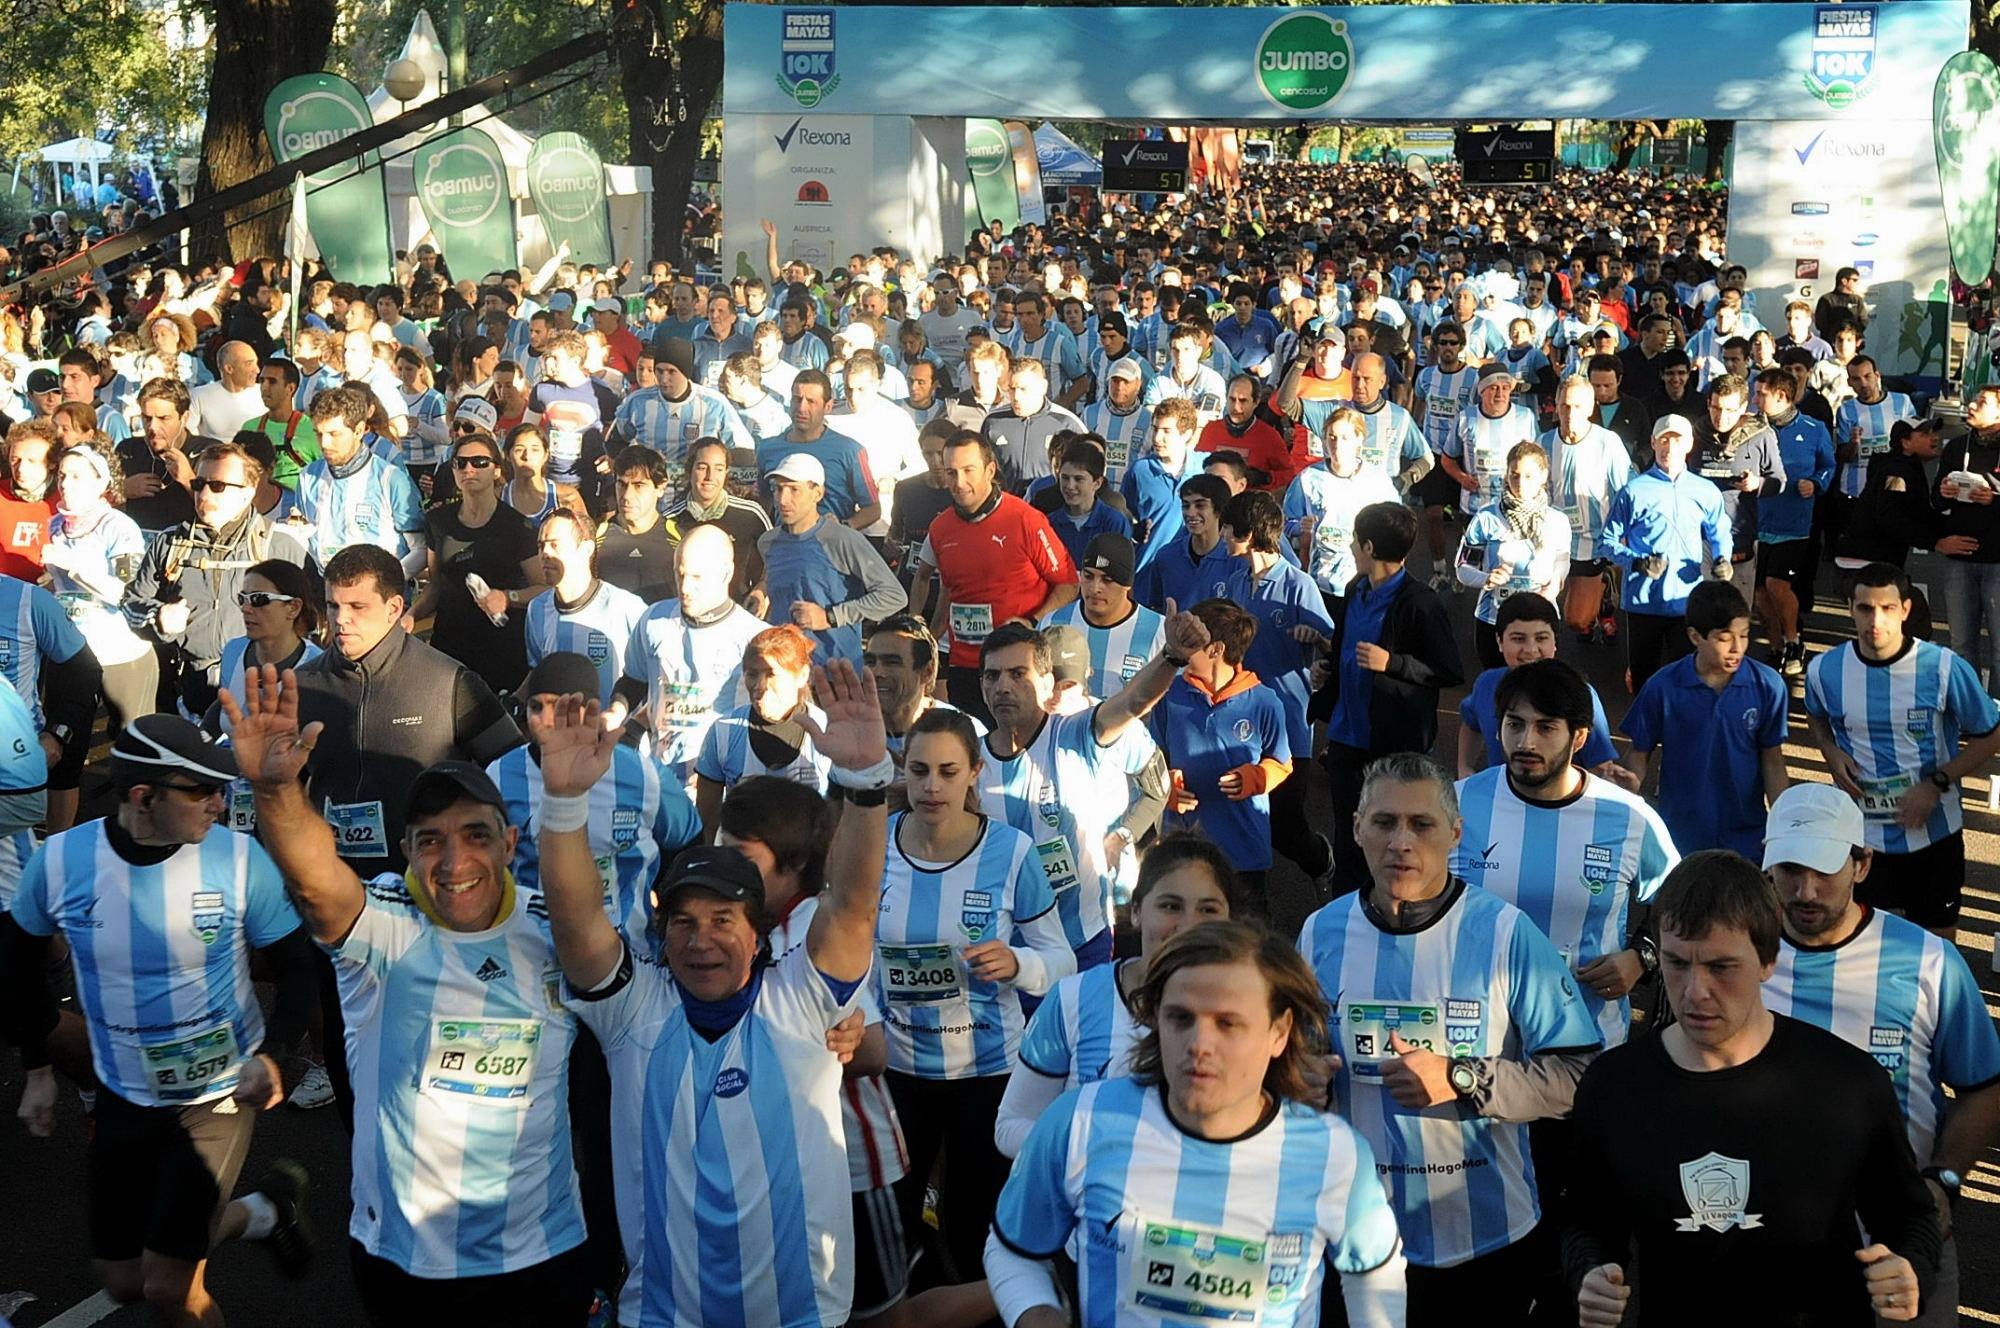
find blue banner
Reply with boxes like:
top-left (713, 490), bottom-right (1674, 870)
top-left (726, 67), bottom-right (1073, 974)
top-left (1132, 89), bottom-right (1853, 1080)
top-left (725, 3), bottom-right (1964, 123)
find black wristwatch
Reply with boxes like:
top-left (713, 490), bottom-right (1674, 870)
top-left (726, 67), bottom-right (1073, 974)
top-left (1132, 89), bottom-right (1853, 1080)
top-left (1928, 770), bottom-right (1954, 794)
top-left (1923, 1166), bottom-right (1962, 1205)
top-left (43, 723), bottom-right (72, 748)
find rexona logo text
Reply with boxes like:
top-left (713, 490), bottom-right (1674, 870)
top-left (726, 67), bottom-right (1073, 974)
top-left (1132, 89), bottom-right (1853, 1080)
top-left (420, 144), bottom-right (505, 228)
top-left (1254, 12), bottom-right (1355, 112)
top-left (965, 121), bottom-right (1010, 179)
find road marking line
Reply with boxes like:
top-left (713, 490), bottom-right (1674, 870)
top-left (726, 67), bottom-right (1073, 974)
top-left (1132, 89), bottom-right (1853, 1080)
top-left (40, 1290), bottom-right (120, 1327)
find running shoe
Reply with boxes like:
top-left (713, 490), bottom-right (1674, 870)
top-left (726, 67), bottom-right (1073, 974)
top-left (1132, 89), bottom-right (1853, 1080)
top-left (254, 1159), bottom-right (316, 1280)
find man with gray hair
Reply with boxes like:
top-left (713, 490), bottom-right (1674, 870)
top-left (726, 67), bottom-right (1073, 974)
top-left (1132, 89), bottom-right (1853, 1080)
top-left (189, 341), bottom-right (265, 440)
top-left (1298, 751), bottom-right (1600, 1324)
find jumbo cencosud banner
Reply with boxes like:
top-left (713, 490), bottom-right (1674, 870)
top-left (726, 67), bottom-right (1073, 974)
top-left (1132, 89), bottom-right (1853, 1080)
top-left (527, 132), bottom-right (614, 268)
top-left (264, 73), bottom-right (395, 282)
top-left (414, 124), bottom-right (519, 281)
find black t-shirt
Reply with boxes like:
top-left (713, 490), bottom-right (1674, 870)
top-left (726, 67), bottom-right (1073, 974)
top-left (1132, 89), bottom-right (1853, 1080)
top-left (117, 434), bottom-right (212, 533)
top-left (423, 500), bottom-right (537, 693)
top-left (596, 518), bottom-right (681, 604)
top-left (1564, 1015), bottom-right (1938, 1327)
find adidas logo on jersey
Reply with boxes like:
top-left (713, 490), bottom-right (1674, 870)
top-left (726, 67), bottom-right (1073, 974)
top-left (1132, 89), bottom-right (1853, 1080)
top-left (474, 956), bottom-right (509, 982)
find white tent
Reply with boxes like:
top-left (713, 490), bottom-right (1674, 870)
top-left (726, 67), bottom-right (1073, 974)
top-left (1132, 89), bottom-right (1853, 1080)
top-left (363, 12), bottom-right (653, 270)
top-left (14, 138), bottom-right (121, 211)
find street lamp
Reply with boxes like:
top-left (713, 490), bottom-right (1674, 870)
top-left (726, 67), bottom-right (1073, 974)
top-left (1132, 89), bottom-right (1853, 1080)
top-left (384, 58), bottom-right (426, 109)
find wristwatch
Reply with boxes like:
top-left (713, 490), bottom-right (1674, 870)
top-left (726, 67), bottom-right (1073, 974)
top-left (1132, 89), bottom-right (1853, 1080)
top-left (1928, 770), bottom-right (1954, 794)
top-left (1634, 936), bottom-right (1660, 976)
top-left (44, 723), bottom-right (72, 748)
top-left (1923, 1166), bottom-right (1962, 1205)
top-left (1448, 1058), bottom-right (1479, 1098)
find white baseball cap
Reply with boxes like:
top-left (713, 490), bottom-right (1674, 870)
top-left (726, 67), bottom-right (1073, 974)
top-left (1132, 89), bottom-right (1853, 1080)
top-left (1106, 359), bottom-right (1143, 384)
top-left (769, 453), bottom-right (826, 486)
top-left (590, 296), bottom-right (622, 315)
top-left (453, 397), bottom-right (498, 432)
top-left (1651, 413), bottom-right (1693, 441)
top-left (1762, 782), bottom-right (1866, 875)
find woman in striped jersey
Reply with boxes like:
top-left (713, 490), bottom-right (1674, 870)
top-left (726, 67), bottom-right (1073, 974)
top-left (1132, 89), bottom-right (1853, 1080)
top-left (877, 706), bottom-right (1076, 1286)
top-left (994, 831), bottom-right (1236, 1157)
top-left (695, 624), bottom-right (832, 833)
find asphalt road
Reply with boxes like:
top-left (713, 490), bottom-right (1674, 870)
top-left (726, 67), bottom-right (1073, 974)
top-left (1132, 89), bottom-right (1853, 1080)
top-left (5, 541), bottom-right (2000, 1326)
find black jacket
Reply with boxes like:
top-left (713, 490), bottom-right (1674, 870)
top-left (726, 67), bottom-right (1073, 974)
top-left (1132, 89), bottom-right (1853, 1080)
top-left (1840, 447), bottom-right (1941, 566)
top-left (1935, 428), bottom-right (2000, 565)
top-left (1311, 571), bottom-right (1463, 756)
top-left (295, 627), bottom-right (523, 873)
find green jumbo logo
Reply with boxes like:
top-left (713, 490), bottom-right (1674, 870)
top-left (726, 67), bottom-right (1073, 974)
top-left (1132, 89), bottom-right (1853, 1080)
top-left (419, 143), bottom-right (505, 228)
top-left (1255, 12), bottom-right (1355, 112)
top-left (274, 89), bottom-right (371, 182)
top-left (966, 121), bottom-right (1010, 178)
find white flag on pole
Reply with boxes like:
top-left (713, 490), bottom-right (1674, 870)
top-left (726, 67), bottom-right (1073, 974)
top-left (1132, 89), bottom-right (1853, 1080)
top-left (286, 172), bottom-right (308, 346)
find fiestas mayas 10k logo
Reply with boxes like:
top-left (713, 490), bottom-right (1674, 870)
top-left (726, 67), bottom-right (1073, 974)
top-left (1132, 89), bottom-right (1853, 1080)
top-left (1255, 12), bottom-right (1355, 112)
top-left (778, 9), bottom-right (839, 108)
top-left (1805, 3), bottom-right (1877, 109)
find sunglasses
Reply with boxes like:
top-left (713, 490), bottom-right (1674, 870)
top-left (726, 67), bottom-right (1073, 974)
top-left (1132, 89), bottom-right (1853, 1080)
top-left (452, 421), bottom-right (481, 434)
top-left (453, 454), bottom-right (497, 471)
top-left (152, 781), bottom-right (224, 800)
top-left (193, 478), bottom-right (246, 494)
top-left (236, 590), bottom-right (298, 608)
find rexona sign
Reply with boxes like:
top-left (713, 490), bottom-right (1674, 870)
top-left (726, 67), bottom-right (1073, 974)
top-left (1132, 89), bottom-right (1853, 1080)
top-left (526, 132), bottom-right (614, 266)
top-left (415, 125), bottom-right (517, 280)
top-left (263, 72), bottom-right (393, 283)
top-left (1254, 12), bottom-right (1355, 112)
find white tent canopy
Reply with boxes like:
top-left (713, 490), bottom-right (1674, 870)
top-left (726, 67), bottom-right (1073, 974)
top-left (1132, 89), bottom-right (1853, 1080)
top-left (364, 12), bottom-right (652, 269)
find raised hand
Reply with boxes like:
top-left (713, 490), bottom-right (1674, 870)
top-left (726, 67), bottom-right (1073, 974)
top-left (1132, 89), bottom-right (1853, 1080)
top-left (216, 665), bottom-right (322, 789)
top-left (798, 658), bottom-right (887, 773)
top-left (1161, 597), bottom-right (1211, 660)
top-left (531, 694), bottom-right (619, 799)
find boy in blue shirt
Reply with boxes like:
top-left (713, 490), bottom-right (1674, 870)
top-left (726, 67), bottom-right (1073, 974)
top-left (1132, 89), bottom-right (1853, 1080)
top-left (1457, 591), bottom-right (1630, 787)
top-left (1752, 368), bottom-right (1836, 678)
top-left (1134, 472), bottom-right (1237, 614)
top-left (1620, 579), bottom-right (1790, 858)
top-left (1148, 597), bottom-right (1291, 909)
top-left (1042, 437), bottom-right (1132, 568)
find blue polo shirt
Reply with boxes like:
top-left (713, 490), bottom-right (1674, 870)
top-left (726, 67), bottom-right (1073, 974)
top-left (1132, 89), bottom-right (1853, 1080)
top-left (1223, 560), bottom-right (1333, 756)
top-left (1120, 454), bottom-right (1187, 569)
top-left (753, 428), bottom-right (878, 521)
top-left (1620, 652), bottom-right (1789, 858)
top-left (1327, 569), bottom-right (1404, 750)
top-left (1045, 499), bottom-right (1133, 570)
top-left (1134, 532), bottom-right (1238, 615)
top-left (1460, 666), bottom-right (1618, 771)
top-left (1148, 672), bottom-right (1290, 871)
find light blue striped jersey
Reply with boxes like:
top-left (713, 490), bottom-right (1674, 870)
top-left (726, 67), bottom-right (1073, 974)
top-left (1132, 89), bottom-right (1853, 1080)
top-left (572, 936), bottom-right (863, 1328)
top-left (400, 387), bottom-right (452, 467)
top-left (1009, 327), bottom-right (1088, 398)
top-left (215, 635), bottom-right (323, 834)
top-left (1451, 768), bottom-right (1677, 1046)
top-left (611, 383), bottom-right (753, 485)
top-left (1414, 363), bottom-right (1481, 454)
top-left (993, 1076), bottom-right (1405, 1326)
top-left (979, 707), bottom-right (1158, 938)
top-left (524, 579), bottom-right (649, 705)
top-left (1044, 600), bottom-right (1167, 703)
top-left (294, 451), bottom-right (426, 566)
top-left (9, 820), bottom-right (300, 1106)
top-left (1282, 463), bottom-right (1401, 596)
top-left (1143, 365), bottom-right (1228, 423)
top-left (1453, 503), bottom-right (1574, 627)
top-left (1447, 404), bottom-right (1540, 514)
top-left (0, 575), bottom-right (87, 726)
top-left (623, 601), bottom-right (769, 776)
top-left (696, 703), bottom-right (832, 794)
top-left (875, 813), bottom-right (1071, 1078)
top-left (1076, 400), bottom-right (1152, 487)
top-left (1015, 958), bottom-right (1141, 1089)
top-left (1833, 391), bottom-right (1914, 499)
top-left (1803, 639), bottom-right (2000, 853)
top-left (1766, 907), bottom-right (2000, 1168)
top-left (1298, 882), bottom-right (1601, 1268)
top-left (333, 877), bottom-right (584, 1277)
top-left (47, 506), bottom-right (149, 666)
top-left (1352, 401), bottom-right (1430, 486)
top-left (770, 895), bottom-right (909, 1191)
top-left (489, 742), bottom-right (698, 949)
top-left (1546, 425), bottom-right (1635, 560)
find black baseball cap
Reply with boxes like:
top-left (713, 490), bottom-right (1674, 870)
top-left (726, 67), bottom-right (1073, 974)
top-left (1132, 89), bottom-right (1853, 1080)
top-left (1080, 531), bottom-right (1137, 587)
top-left (1098, 310), bottom-right (1129, 337)
top-left (25, 368), bottom-right (58, 394)
top-left (111, 714), bottom-right (238, 788)
top-left (521, 651), bottom-right (601, 701)
top-left (659, 845), bottom-right (766, 909)
top-left (406, 761), bottom-right (508, 820)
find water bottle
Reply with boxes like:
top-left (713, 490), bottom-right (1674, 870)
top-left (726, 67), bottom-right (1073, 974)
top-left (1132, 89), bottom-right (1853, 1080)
top-left (464, 573), bottom-right (508, 627)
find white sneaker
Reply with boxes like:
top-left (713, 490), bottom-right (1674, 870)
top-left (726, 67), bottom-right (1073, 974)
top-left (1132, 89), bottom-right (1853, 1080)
top-left (287, 1063), bottom-right (334, 1110)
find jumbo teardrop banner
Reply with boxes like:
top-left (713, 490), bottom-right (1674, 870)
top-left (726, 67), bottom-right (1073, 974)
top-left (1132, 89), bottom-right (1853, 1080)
top-left (526, 132), bottom-right (614, 267)
top-left (264, 73), bottom-right (395, 282)
top-left (965, 119), bottom-right (1018, 234)
top-left (415, 124), bottom-right (518, 281)
top-left (1934, 50), bottom-right (2000, 284)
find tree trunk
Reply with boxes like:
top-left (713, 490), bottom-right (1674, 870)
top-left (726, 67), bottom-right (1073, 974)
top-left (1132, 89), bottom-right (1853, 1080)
top-left (617, 0), bottom-right (723, 269)
top-left (1701, 120), bottom-right (1734, 182)
top-left (1977, 0), bottom-right (2000, 65)
top-left (191, 0), bottom-right (338, 266)
top-left (1613, 123), bottom-right (1646, 172)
